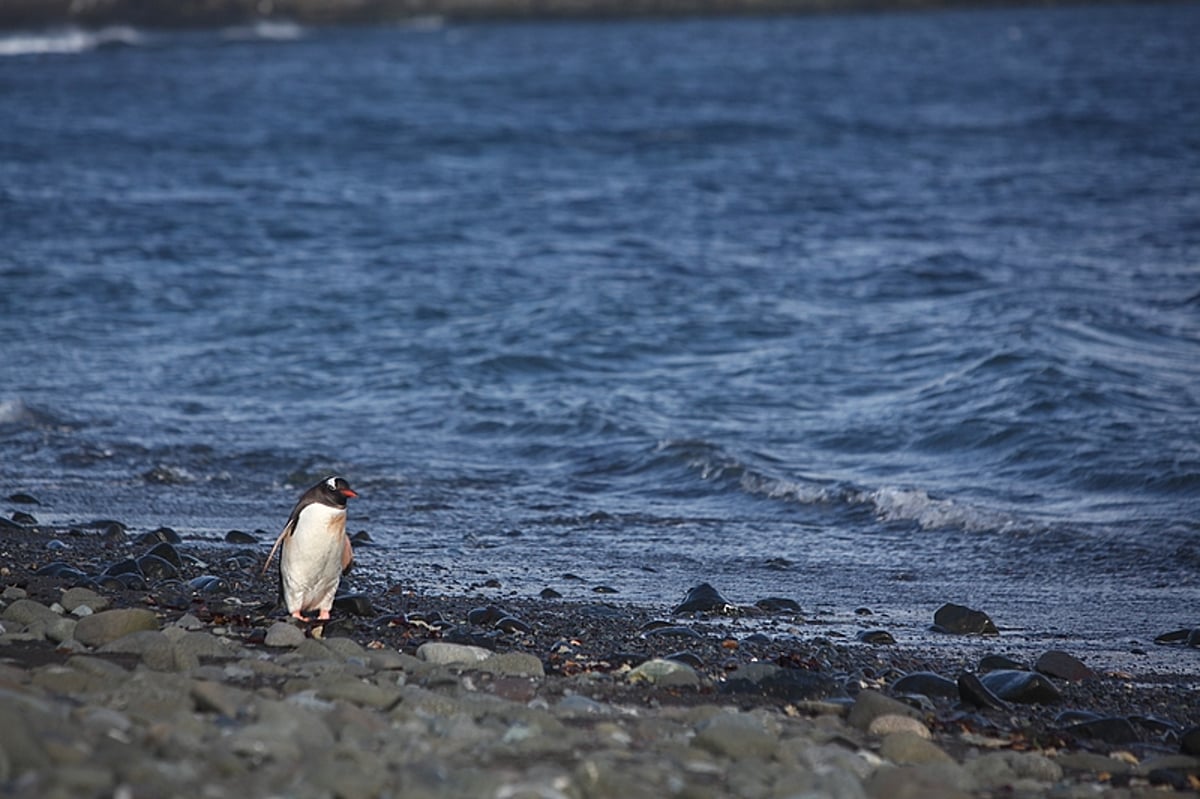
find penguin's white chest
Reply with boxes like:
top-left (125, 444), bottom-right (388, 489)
top-left (280, 502), bottom-right (346, 614)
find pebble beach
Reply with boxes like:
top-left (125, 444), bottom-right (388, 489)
top-left (1, 517), bottom-right (1199, 799)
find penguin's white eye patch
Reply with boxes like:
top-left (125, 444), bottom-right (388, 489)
top-left (326, 477), bottom-right (338, 491)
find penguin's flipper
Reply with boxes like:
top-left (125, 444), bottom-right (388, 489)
top-left (261, 516), bottom-right (297, 577)
top-left (341, 534), bottom-right (354, 575)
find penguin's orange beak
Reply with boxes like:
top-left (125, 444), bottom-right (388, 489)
top-left (341, 488), bottom-right (359, 499)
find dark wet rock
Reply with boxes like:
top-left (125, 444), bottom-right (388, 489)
top-left (721, 662), bottom-right (838, 701)
top-left (673, 582), bottom-right (734, 614)
top-left (1062, 716), bottom-right (1140, 744)
top-left (755, 597), bottom-right (801, 613)
top-left (114, 573), bottom-right (148, 591)
top-left (11, 511), bottom-right (37, 526)
top-left (82, 518), bottom-right (124, 530)
top-left (539, 587), bottom-right (562, 599)
top-left (145, 541), bottom-right (183, 567)
top-left (932, 602), bottom-right (998, 635)
top-left (1055, 709), bottom-right (1103, 725)
top-left (103, 558), bottom-right (142, 577)
top-left (893, 671), bottom-right (958, 699)
top-left (665, 650), bottom-right (704, 669)
top-left (137, 554), bottom-right (178, 582)
top-left (1181, 726), bottom-right (1200, 755)
top-left (741, 632), bottom-right (771, 645)
top-left (187, 575), bottom-right (227, 594)
top-left (978, 654), bottom-right (1027, 672)
top-left (152, 584), bottom-right (194, 611)
top-left (0, 516), bottom-right (26, 531)
top-left (1129, 715), bottom-right (1179, 738)
top-left (333, 594), bottom-right (376, 617)
top-left (222, 553), bottom-right (258, 571)
top-left (145, 526), bottom-right (182, 544)
top-left (957, 672), bottom-right (1008, 710)
top-left (95, 575), bottom-right (129, 591)
top-left (854, 606), bottom-right (873, 616)
top-left (350, 530), bottom-right (374, 545)
top-left (1153, 629), bottom-right (1192, 645)
top-left (857, 629), bottom-right (896, 645)
top-left (7, 492), bottom-right (40, 504)
top-left (980, 670), bottom-right (1063, 704)
top-left (224, 529), bottom-right (257, 545)
top-left (467, 605), bottom-right (508, 626)
top-left (45, 539), bottom-right (70, 551)
top-left (592, 585), bottom-right (618, 594)
top-left (1189, 629), bottom-right (1200, 648)
top-left (100, 523), bottom-right (127, 544)
top-left (639, 619), bottom-right (676, 632)
top-left (441, 625), bottom-right (500, 649)
top-left (1148, 768), bottom-right (1196, 790)
top-left (1036, 650), bottom-right (1096, 682)
top-left (35, 561), bottom-right (84, 581)
top-left (600, 652), bottom-right (647, 669)
top-left (407, 610), bottom-right (447, 628)
top-left (763, 557), bottom-right (792, 570)
top-left (496, 616), bottom-right (532, 634)
top-left (640, 625), bottom-right (702, 641)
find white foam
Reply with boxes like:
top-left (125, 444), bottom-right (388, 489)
top-left (0, 26), bottom-right (142, 57)
top-left (852, 485), bottom-right (1014, 533)
top-left (738, 472), bottom-right (832, 505)
top-left (221, 19), bottom-right (305, 42)
top-left (0, 398), bottom-right (28, 424)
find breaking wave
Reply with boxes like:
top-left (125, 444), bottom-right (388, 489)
top-left (657, 438), bottom-right (1034, 535)
top-left (0, 26), bottom-right (142, 57)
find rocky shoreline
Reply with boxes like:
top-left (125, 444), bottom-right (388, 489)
top-left (0, 0), bottom-right (1142, 31)
top-left (1, 513), bottom-right (1199, 798)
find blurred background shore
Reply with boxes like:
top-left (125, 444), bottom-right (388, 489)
top-left (0, 0), bottom-right (1158, 29)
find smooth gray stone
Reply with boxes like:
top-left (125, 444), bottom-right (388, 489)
top-left (848, 690), bottom-right (922, 731)
top-left (73, 608), bottom-right (160, 648)
top-left (692, 711), bottom-right (778, 760)
top-left (264, 622), bottom-right (306, 648)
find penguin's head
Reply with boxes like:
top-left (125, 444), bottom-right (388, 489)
top-left (320, 475), bottom-right (359, 506)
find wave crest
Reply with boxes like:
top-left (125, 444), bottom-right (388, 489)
top-left (0, 26), bottom-right (142, 57)
top-left (657, 437), bottom-right (1030, 535)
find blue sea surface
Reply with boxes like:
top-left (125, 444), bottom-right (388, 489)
top-left (1, 5), bottom-right (1198, 658)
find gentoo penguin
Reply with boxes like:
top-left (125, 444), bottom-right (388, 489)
top-left (263, 476), bottom-right (358, 621)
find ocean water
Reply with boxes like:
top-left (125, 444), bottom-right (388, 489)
top-left (2, 5), bottom-right (1198, 659)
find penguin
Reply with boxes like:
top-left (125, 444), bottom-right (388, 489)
top-left (263, 476), bottom-right (358, 621)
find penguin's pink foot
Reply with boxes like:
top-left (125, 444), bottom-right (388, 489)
top-left (290, 610), bottom-right (307, 621)
top-left (318, 609), bottom-right (332, 621)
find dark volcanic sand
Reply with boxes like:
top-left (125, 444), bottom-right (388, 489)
top-left (2, 518), bottom-right (1199, 775)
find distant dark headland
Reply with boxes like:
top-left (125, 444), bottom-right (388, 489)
top-left (0, 0), bottom-right (1142, 30)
